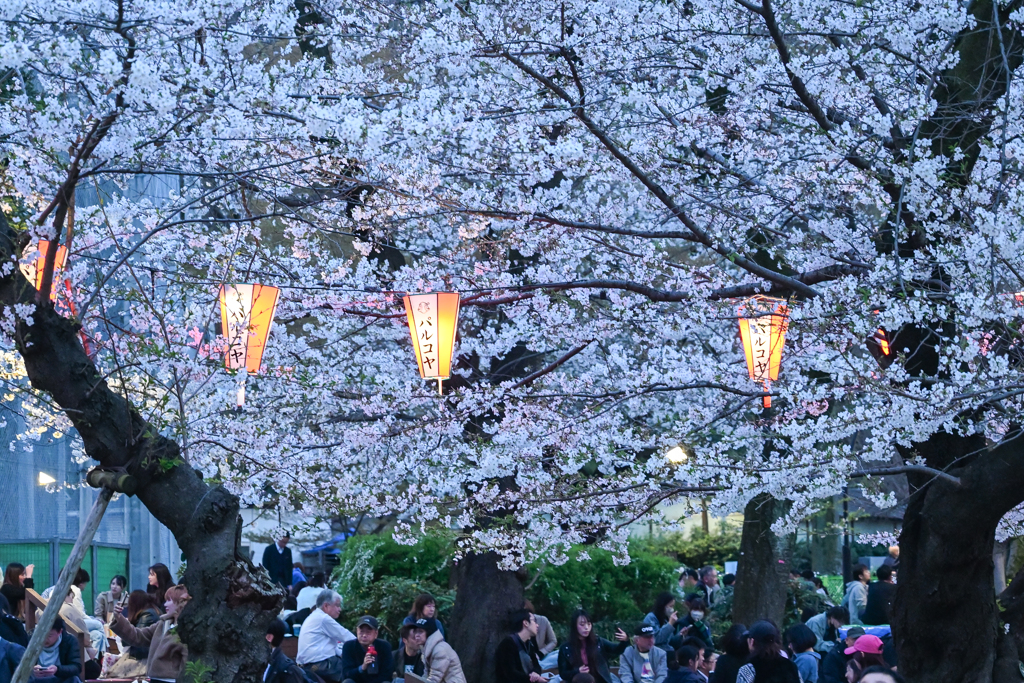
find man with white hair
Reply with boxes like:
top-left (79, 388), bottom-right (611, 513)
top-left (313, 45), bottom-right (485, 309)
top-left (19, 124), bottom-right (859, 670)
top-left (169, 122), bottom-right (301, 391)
top-left (297, 589), bottom-right (355, 682)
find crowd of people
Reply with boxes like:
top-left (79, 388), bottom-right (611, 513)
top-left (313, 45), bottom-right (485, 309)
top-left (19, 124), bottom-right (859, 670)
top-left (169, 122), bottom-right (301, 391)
top-left (0, 536), bottom-right (903, 683)
top-left (0, 560), bottom-right (185, 682)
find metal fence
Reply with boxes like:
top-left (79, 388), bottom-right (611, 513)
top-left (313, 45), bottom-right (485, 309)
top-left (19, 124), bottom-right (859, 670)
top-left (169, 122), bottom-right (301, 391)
top-left (0, 540), bottom-right (129, 610)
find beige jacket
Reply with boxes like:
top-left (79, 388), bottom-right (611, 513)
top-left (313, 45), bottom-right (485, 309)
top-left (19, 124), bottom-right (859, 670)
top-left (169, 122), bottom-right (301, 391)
top-left (423, 630), bottom-right (466, 683)
top-left (534, 614), bottom-right (557, 655)
top-left (111, 612), bottom-right (187, 681)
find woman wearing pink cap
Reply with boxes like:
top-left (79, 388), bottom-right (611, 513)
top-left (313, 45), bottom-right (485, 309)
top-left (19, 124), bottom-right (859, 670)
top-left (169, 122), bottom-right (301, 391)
top-left (843, 635), bottom-right (888, 683)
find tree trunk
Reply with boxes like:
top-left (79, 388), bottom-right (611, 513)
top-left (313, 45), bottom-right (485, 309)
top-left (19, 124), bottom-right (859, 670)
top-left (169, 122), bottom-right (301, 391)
top-left (447, 552), bottom-right (525, 683)
top-left (893, 432), bottom-right (1024, 683)
top-left (732, 494), bottom-right (788, 629)
top-left (0, 212), bottom-right (280, 682)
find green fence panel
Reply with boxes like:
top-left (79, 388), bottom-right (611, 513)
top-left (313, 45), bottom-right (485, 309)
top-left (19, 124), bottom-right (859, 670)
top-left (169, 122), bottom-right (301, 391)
top-left (95, 547), bottom-right (129, 604)
top-left (0, 542), bottom-right (50, 593)
top-left (59, 542), bottom-right (95, 609)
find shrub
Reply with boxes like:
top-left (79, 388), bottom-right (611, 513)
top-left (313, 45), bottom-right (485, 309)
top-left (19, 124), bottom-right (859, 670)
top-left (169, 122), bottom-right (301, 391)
top-left (649, 524), bottom-right (742, 569)
top-left (330, 534), bottom-right (455, 641)
top-left (524, 542), bottom-right (677, 641)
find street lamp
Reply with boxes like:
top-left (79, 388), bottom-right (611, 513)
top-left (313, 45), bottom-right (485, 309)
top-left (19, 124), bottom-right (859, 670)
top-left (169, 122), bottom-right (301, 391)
top-left (665, 446), bottom-right (689, 464)
top-left (737, 296), bottom-right (789, 408)
top-left (21, 240), bottom-right (68, 301)
top-left (219, 283), bottom-right (280, 406)
top-left (402, 292), bottom-right (460, 395)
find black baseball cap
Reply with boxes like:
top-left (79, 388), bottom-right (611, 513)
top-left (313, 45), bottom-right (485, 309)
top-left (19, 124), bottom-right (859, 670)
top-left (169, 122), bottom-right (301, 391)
top-left (634, 623), bottom-right (656, 637)
top-left (415, 618), bottom-right (438, 636)
top-left (356, 616), bottom-right (379, 630)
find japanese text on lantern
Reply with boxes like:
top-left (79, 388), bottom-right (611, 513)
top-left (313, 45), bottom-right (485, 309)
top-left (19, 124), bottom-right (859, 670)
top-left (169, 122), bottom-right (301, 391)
top-left (748, 307), bottom-right (773, 380)
top-left (415, 299), bottom-right (439, 372)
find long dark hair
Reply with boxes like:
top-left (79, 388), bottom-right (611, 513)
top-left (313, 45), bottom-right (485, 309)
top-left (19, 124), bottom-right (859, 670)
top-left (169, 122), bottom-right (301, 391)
top-left (126, 590), bottom-right (159, 624)
top-left (651, 591), bottom-right (676, 626)
top-left (567, 609), bottom-right (600, 671)
top-left (148, 563), bottom-right (174, 604)
top-left (3, 563), bottom-right (25, 587)
top-left (721, 623), bottom-right (750, 658)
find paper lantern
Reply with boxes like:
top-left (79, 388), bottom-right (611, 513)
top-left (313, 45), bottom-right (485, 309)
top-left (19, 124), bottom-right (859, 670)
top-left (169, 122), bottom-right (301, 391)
top-left (873, 328), bottom-right (891, 356)
top-left (219, 284), bottom-right (279, 406)
top-left (737, 296), bottom-right (789, 408)
top-left (21, 240), bottom-right (68, 301)
top-left (402, 292), bottom-right (460, 394)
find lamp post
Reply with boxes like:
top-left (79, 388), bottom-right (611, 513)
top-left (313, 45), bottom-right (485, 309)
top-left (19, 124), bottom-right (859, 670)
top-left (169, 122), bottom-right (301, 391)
top-left (219, 283), bottom-right (280, 406)
top-left (737, 296), bottom-right (789, 408)
top-left (402, 292), bottom-right (460, 395)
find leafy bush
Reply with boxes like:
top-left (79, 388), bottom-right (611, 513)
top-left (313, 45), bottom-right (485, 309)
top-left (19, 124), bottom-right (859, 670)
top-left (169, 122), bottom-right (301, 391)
top-left (330, 534), bottom-right (455, 641)
top-left (649, 524), bottom-right (742, 569)
top-left (524, 542), bottom-right (677, 641)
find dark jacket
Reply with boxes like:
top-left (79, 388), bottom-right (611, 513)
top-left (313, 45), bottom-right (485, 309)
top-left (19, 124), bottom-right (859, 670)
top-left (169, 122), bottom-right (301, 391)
top-left (0, 614), bottom-right (27, 648)
top-left (0, 578), bottom-right (33, 619)
top-left (48, 632), bottom-right (82, 680)
top-left (557, 638), bottom-right (628, 683)
top-left (666, 668), bottom-right (706, 683)
top-left (740, 655), bottom-right (800, 683)
top-left (128, 607), bottom-right (160, 660)
top-left (820, 646), bottom-right (848, 683)
top-left (266, 645), bottom-right (316, 683)
top-left (341, 638), bottom-right (393, 683)
top-left (495, 633), bottom-right (541, 683)
top-left (393, 645), bottom-right (425, 679)
top-left (861, 582), bottom-right (896, 625)
top-left (710, 654), bottom-right (743, 683)
top-left (262, 543), bottom-right (294, 588)
top-left (677, 615), bottom-right (713, 649)
top-left (0, 638), bottom-right (25, 683)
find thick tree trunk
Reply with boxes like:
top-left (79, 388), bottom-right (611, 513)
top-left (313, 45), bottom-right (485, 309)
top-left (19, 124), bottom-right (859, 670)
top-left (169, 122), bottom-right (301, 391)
top-left (893, 433), bottom-right (1024, 683)
top-left (448, 552), bottom-right (525, 683)
top-left (732, 494), bottom-right (788, 629)
top-left (0, 212), bottom-right (280, 682)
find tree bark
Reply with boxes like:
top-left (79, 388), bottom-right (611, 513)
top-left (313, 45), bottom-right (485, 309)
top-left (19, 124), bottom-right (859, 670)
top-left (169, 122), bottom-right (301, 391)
top-left (732, 494), bottom-right (789, 629)
top-left (0, 211), bottom-right (281, 682)
top-left (447, 552), bottom-right (525, 683)
top-left (893, 432), bottom-right (1024, 683)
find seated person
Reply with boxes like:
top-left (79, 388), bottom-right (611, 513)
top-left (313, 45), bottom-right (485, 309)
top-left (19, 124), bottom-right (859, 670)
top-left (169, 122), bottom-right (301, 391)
top-left (675, 598), bottom-right (711, 648)
top-left (31, 617), bottom-right (81, 683)
top-left (111, 584), bottom-right (190, 683)
top-left (420, 618), bottom-right (465, 683)
top-left (495, 609), bottom-right (544, 683)
top-left (394, 622), bottom-right (427, 681)
top-left (265, 618), bottom-right (309, 683)
top-left (296, 590), bottom-right (354, 682)
top-left (106, 590), bottom-right (161, 678)
top-left (0, 634), bottom-right (25, 681)
top-left (340, 616), bottom-right (393, 683)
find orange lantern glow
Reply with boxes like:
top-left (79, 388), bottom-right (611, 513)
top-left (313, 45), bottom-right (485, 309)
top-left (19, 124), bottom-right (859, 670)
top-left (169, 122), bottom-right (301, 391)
top-left (219, 283), bottom-right (280, 406)
top-left (21, 240), bottom-right (69, 301)
top-left (402, 292), bottom-right (460, 394)
top-left (737, 296), bottom-right (789, 408)
top-left (874, 328), bottom-right (891, 356)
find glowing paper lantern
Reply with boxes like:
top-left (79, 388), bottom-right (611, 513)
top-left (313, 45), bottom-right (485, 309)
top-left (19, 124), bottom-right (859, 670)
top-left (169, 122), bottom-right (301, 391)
top-left (402, 292), bottom-right (460, 394)
top-left (219, 284), bottom-right (280, 406)
top-left (21, 240), bottom-right (68, 301)
top-left (873, 328), bottom-right (891, 356)
top-left (737, 296), bottom-right (789, 408)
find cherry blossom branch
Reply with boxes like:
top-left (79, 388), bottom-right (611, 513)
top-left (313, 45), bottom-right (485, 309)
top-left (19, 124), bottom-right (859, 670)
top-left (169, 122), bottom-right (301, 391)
top-left (512, 340), bottom-right (594, 389)
top-left (497, 49), bottom-right (823, 299)
top-left (851, 466), bottom-right (960, 486)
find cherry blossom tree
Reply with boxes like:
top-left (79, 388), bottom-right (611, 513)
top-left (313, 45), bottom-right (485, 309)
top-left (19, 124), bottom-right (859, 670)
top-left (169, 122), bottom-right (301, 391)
top-left (5, 0), bottom-right (1024, 680)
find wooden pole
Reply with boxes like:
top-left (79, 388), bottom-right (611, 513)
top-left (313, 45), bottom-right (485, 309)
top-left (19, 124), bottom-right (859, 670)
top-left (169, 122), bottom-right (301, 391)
top-left (12, 486), bottom-right (113, 683)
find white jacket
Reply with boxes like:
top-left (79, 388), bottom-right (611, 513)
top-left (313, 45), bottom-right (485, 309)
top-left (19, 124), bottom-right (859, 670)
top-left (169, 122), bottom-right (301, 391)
top-left (423, 630), bottom-right (466, 683)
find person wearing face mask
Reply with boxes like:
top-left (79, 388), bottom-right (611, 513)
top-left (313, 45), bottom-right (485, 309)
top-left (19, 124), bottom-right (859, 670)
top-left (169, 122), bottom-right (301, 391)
top-left (675, 599), bottom-right (711, 651)
top-left (643, 593), bottom-right (681, 652)
top-left (557, 609), bottom-right (629, 683)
